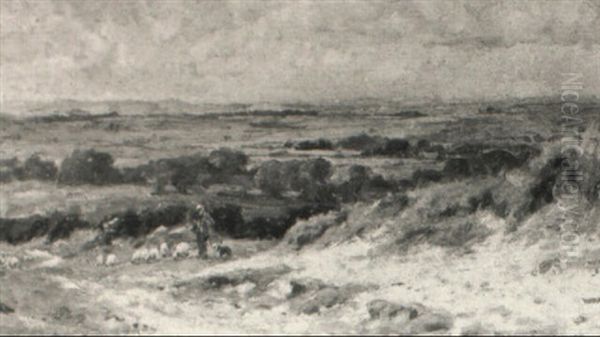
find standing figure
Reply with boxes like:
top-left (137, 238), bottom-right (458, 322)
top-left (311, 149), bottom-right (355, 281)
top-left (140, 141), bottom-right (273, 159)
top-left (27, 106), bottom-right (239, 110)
top-left (189, 204), bottom-right (218, 259)
top-left (98, 217), bottom-right (120, 245)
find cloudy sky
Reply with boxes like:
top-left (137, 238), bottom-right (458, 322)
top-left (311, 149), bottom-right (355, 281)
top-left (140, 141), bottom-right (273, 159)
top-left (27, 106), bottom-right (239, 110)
top-left (0, 0), bottom-right (598, 104)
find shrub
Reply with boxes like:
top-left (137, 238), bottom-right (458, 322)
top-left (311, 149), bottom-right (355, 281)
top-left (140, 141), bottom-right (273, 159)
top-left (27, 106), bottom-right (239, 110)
top-left (22, 154), bottom-right (58, 181)
top-left (302, 157), bottom-right (333, 184)
top-left (46, 211), bottom-right (89, 243)
top-left (242, 215), bottom-right (292, 239)
top-left (348, 164), bottom-right (372, 181)
top-left (210, 204), bottom-right (245, 237)
top-left (120, 166), bottom-right (148, 184)
top-left (479, 150), bottom-right (524, 175)
top-left (58, 149), bottom-right (122, 185)
top-left (255, 160), bottom-right (287, 196)
top-left (442, 158), bottom-right (472, 179)
top-left (526, 156), bottom-right (563, 214)
top-left (140, 153), bottom-right (210, 193)
top-left (337, 133), bottom-right (384, 151)
top-left (300, 183), bottom-right (338, 205)
top-left (138, 203), bottom-right (189, 232)
top-left (414, 140), bottom-right (446, 159)
top-left (294, 138), bottom-right (335, 151)
top-left (412, 169), bottom-right (443, 186)
top-left (255, 158), bottom-right (333, 197)
top-left (0, 215), bottom-right (50, 244)
top-left (208, 148), bottom-right (249, 175)
top-left (0, 157), bottom-right (20, 182)
top-left (363, 138), bottom-right (412, 157)
top-left (335, 166), bottom-right (370, 202)
top-left (115, 209), bottom-right (145, 238)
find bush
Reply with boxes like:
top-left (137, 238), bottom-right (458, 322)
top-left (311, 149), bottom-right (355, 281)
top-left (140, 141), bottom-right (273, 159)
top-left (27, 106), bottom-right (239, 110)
top-left (479, 150), bottom-right (524, 175)
top-left (300, 183), bottom-right (338, 205)
top-left (335, 165), bottom-right (372, 202)
top-left (294, 139), bottom-right (335, 151)
top-left (348, 164), bottom-right (372, 181)
top-left (210, 204), bottom-right (245, 238)
top-left (208, 148), bottom-right (249, 175)
top-left (46, 211), bottom-right (89, 243)
top-left (442, 158), bottom-right (472, 179)
top-left (0, 157), bottom-right (20, 182)
top-left (414, 140), bottom-right (446, 159)
top-left (242, 215), bottom-right (292, 239)
top-left (302, 157), bottom-right (333, 184)
top-left (120, 166), bottom-right (148, 184)
top-left (22, 154), bottom-right (57, 181)
top-left (140, 153), bottom-right (210, 193)
top-left (138, 203), bottom-right (189, 232)
top-left (336, 165), bottom-right (398, 202)
top-left (365, 175), bottom-right (398, 192)
top-left (255, 160), bottom-right (287, 196)
top-left (363, 138), bottom-right (412, 157)
top-left (412, 169), bottom-right (443, 186)
top-left (526, 156), bottom-right (563, 214)
top-left (58, 149), bottom-right (122, 185)
top-left (337, 133), bottom-right (384, 151)
top-left (255, 158), bottom-right (333, 197)
top-left (0, 215), bottom-right (50, 244)
top-left (117, 209), bottom-right (145, 238)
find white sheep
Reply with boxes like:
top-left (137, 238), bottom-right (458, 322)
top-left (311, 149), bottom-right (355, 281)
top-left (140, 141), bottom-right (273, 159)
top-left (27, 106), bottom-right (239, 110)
top-left (4, 256), bottom-right (19, 269)
top-left (147, 247), bottom-right (160, 262)
top-left (172, 242), bottom-right (191, 259)
top-left (131, 248), bottom-right (149, 264)
top-left (159, 242), bottom-right (170, 258)
top-left (105, 254), bottom-right (118, 266)
top-left (96, 254), bottom-right (105, 266)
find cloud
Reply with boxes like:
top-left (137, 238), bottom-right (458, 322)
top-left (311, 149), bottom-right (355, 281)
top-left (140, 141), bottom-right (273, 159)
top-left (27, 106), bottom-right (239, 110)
top-left (1, 0), bottom-right (598, 104)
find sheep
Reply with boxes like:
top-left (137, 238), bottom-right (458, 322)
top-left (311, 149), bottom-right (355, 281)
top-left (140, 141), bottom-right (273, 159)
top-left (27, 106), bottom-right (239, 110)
top-left (3, 256), bottom-right (19, 269)
top-left (105, 254), bottom-right (118, 266)
top-left (131, 248), bottom-right (149, 264)
top-left (172, 242), bottom-right (191, 260)
top-left (159, 242), bottom-right (170, 258)
top-left (147, 247), bottom-right (160, 262)
top-left (96, 254), bottom-right (105, 266)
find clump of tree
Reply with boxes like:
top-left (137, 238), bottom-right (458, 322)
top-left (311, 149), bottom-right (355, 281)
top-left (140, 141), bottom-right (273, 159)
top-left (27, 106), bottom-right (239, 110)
top-left (337, 133), bottom-right (385, 151)
top-left (22, 154), bottom-right (58, 181)
top-left (254, 160), bottom-right (288, 197)
top-left (0, 155), bottom-right (58, 182)
top-left (254, 157), bottom-right (333, 199)
top-left (58, 149), bottom-right (122, 185)
top-left (364, 138), bottom-right (412, 157)
top-left (0, 157), bottom-right (20, 182)
top-left (336, 164), bottom-right (398, 202)
top-left (208, 147), bottom-right (249, 175)
top-left (123, 148), bottom-right (251, 194)
top-left (292, 138), bottom-right (335, 151)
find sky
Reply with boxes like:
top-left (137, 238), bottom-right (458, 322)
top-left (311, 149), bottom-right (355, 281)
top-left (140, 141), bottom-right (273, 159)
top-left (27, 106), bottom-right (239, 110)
top-left (0, 0), bottom-right (599, 105)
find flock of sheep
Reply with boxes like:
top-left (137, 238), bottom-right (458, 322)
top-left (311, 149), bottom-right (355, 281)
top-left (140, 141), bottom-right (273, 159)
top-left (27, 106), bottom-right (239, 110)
top-left (1, 226), bottom-right (233, 270)
top-left (0, 254), bottom-right (20, 269)
top-left (95, 241), bottom-right (230, 267)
